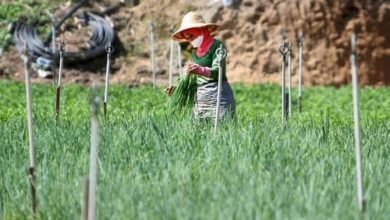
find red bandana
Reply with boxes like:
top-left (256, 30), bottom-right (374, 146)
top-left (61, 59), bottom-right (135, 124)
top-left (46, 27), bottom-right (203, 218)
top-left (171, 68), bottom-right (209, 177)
top-left (196, 29), bottom-right (214, 57)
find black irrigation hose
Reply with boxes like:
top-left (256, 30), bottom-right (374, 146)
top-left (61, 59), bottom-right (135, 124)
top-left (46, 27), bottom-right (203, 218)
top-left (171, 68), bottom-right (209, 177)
top-left (43, 0), bottom-right (89, 46)
top-left (12, 12), bottom-right (115, 63)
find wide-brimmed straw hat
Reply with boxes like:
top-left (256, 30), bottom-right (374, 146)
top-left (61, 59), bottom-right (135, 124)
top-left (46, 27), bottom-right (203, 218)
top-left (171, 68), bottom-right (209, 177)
top-left (171, 11), bottom-right (219, 42)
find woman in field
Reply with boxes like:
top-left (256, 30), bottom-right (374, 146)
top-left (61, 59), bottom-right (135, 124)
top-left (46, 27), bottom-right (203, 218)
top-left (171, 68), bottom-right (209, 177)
top-left (166, 11), bottom-right (236, 121)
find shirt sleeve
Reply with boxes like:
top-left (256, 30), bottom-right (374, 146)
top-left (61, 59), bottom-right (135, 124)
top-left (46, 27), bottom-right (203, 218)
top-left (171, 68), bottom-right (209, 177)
top-left (209, 42), bottom-right (227, 80)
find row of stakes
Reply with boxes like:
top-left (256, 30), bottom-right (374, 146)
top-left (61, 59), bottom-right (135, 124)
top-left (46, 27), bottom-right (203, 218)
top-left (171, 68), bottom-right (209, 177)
top-left (21, 29), bottom-right (227, 219)
top-left (279, 32), bottom-right (365, 212)
top-left (150, 21), bottom-right (184, 89)
top-left (22, 36), bottom-right (113, 219)
top-left (279, 32), bottom-right (304, 124)
top-left (22, 31), bottom-right (364, 218)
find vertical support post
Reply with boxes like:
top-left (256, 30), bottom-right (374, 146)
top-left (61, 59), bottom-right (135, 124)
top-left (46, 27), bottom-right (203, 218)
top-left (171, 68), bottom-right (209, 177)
top-left (82, 177), bottom-right (89, 220)
top-left (298, 32), bottom-right (304, 113)
top-left (177, 43), bottom-right (183, 77)
top-left (169, 39), bottom-right (174, 87)
top-left (56, 39), bottom-right (64, 123)
top-left (351, 32), bottom-right (366, 212)
top-left (88, 94), bottom-right (100, 220)
top-left (214, 45), bottom-right (227, 135)
top-left (287, 42), bottom-right (292, 117)
top-left (279, 41), bottom-right (289, 124)
top-left (104, 43), bottom-right (114, 120)
top-left (46, 11), bottom-right (57, 86)
top-left (149, 21), bottom-right (156, 88)
top-left (23, 45), bottom-right (37, 214)
top-left (51, 25), bottom-right (57, 86)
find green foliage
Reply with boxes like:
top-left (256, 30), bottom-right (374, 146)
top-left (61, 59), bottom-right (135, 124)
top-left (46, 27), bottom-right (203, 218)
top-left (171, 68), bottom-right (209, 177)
top-left (169, 73), bottom-right (197, 112)
top-left (1, 80), bottom-right (390, 219)
top-left (0, 1), bottom-right (55, 52)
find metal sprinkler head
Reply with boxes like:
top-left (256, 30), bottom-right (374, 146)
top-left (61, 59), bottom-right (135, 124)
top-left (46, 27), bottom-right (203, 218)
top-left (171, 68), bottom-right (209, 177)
top-left (105, 43), bottom-right (114, 55)
top-left (216, 47), bottom-right (227, 60)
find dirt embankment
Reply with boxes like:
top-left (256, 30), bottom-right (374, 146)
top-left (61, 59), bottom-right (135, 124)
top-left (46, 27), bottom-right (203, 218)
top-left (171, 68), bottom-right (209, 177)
top-left (1, 0), bottom-right (389, 86)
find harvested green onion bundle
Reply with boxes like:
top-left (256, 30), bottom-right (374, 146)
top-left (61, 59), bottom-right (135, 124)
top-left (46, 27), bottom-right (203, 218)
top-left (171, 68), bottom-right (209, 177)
top-left (170, 73), bottom-right (197, 111)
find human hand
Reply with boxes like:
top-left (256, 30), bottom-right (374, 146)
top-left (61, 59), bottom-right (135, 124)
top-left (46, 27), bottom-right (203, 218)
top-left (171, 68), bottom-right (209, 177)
top-left (184, 62), bottom-right (211, 77)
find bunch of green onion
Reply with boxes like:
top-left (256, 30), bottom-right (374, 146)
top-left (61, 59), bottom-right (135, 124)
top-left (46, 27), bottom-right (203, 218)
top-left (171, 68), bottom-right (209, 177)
top-left (170, 73), bottom-right (197, 111)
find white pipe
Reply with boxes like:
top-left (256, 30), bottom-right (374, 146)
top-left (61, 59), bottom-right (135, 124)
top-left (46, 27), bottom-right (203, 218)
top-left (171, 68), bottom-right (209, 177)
top-left (298, 33), bottom-right (303, 98)
top-left (177, 43), bottom-right (182, 76)
top-left (351, 32), bottom-right (365, 212)
top-left (214, 45), bottom-right (226, 134)
top-left (169, 39), bottom-right (174, 87)
top-left (88, 98), bottom-right (99, 220)
top-left (288, 45), bottom-right (292, 117)
top-left (150, 21), bottom-right (156, 88)
top-left (104, 48), bottom-right (111, 104)
top-left (23, 53), bottom-right (35, 168)
top-left (58, 45), bottom-right (64, 88)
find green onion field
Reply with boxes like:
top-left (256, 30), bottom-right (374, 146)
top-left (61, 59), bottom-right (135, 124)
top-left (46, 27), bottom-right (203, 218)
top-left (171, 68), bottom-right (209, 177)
top-left (1, 80), bottom-right (390, 219)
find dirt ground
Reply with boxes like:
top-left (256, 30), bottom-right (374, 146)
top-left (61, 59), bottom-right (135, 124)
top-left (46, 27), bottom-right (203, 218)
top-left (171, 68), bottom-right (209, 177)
top-left (1, 0), bottom-right (389, 87)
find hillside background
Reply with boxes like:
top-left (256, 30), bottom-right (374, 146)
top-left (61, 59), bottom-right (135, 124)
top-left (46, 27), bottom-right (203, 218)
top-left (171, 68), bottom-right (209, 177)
top-left (1, 0), bottom-right (389, 86)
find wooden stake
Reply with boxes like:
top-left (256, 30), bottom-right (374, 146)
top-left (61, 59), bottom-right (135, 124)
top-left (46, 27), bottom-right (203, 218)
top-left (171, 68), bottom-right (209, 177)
top-left (351, 32), bottom-right (366, 212)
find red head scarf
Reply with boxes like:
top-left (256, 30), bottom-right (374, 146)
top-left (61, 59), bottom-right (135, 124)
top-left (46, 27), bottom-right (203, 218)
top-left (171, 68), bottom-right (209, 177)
top-left (196, 28), bottom-right (214, 57)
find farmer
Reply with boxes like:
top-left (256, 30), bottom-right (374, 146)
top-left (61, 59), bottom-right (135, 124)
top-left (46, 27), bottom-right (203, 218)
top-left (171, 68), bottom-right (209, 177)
top-left (166, 11), bottom-right (236, 121)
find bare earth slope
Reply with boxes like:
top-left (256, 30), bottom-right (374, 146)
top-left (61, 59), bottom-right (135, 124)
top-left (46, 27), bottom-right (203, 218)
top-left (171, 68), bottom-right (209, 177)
top-left (1, 0), bottom-right (389, 86)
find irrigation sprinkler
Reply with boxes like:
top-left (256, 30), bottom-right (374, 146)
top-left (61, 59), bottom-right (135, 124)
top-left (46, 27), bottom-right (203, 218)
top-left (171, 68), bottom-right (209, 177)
top-left (149, 21), bottom-right (156, 88)
top-left (177, 42), bottom-right (183, 76)
top-left (103, 43), bottom-right (114, 120)
top-left (288, 43), bottom-right (293, 117)
top-left (55, 39), bottom-right (65, 122)
top-left (22, 45), bottom-right (37, 214)
top-left (214, 45), bottom-right (227, 135)
top-left (279, 41), bottom-right (290, 124)
top-left (298, 32), bottom-right (304, 113)
top-left (350, 32), bottom-right (366, 212)
top-left (169, 39), bottom-right (174, 87)
top-left (88, 94), bottom-right (100, 220)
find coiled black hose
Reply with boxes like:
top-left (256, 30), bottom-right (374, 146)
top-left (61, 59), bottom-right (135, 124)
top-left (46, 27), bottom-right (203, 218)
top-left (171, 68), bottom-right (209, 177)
top-left (12, 11), bottom-right (115, 63)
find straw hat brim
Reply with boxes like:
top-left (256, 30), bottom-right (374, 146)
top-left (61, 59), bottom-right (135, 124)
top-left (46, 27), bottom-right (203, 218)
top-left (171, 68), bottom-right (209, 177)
top-left (171, 24), bottom-right (219, 42)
